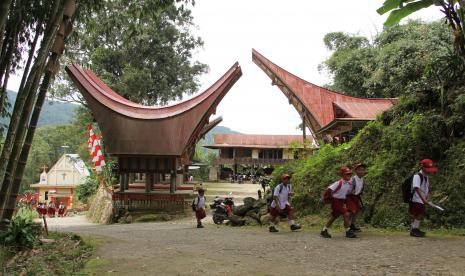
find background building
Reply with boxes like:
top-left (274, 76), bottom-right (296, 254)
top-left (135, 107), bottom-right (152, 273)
top-left (205, 134), bottom-right (314, 180)
top-left (30, 154), bottom-right (90, 208)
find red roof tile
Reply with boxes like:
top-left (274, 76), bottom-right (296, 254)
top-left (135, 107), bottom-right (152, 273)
top-left (252, 49), bottom-right (395, 136)
top-left (66, 63), bottom-right (242, 157)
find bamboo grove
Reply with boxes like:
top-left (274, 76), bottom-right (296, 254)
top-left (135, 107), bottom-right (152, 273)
top-left (0, 0), bottom-right (77, 229)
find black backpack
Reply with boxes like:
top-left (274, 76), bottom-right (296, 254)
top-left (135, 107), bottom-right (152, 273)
top-left (402, 173), bottom-right (424, 203)
top-left (191, 196), bottom-right (200, 212)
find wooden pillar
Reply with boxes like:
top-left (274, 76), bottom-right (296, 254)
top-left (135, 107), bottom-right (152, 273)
top-left (170, 158), bottom-right (177, 194)
top-left (154, 173), bottom-right (160, 183)
top-left (119, 173), bottom-right (125, 192)
top-left (145, 173), bottom-right (151, 193)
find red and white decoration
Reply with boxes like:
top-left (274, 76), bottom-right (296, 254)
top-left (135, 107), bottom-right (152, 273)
top-left (88, 124), bottom-right (106, 173)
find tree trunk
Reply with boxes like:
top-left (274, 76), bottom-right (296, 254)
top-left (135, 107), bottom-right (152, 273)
top-left (0, 0), bottom-right (13, 56)
top-left (1, 62), bottom-right (55, 223)
top-left (0, 0), bottom-right (63, 216)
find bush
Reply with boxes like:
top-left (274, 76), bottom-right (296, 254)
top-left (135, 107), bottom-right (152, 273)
top-left (76, 174), bottom-right (99, 204)
top-left (274, 96), bottom-right (465, 228)
top-left (0, 216), bottom-right (41, 249)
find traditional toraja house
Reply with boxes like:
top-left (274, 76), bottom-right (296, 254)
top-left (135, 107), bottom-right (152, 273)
top-left (205, 134), bottom-right (314, 180)
top-left (30, 154), bottom-right (89, 209)
top-left (65, 62), bottom-right (242, 213)
top-left (252, 49), bottom-right (396, 142)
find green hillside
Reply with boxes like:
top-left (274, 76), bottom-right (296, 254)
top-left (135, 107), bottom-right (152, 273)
top-left (1, 90), bottom-right (78, 127)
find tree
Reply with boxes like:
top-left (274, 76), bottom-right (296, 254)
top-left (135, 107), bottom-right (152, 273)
top-left (377, 0), bottom-right (465, 61)
top-left (320, 21), bottom-right (455, 98)
top-left (52, 0), bottom-right (207, 106)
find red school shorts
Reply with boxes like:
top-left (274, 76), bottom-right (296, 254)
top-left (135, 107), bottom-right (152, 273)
top-left (195, 208), bottom-right (206, 220)
top-left (346, 195), bottom-right (361, 214)
top-left (409, 202), bottom-right (426, 217)
top-left (270, 204), bottom-right (293, 219)
top-left (330, 198), bottom-right (348, 217)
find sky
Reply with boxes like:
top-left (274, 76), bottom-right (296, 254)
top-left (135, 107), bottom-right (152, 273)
top-left (7, 1), bottom-right (442, 135)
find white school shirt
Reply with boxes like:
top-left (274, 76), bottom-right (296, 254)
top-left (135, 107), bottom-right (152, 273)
top-left (350, 175), bottom-right (364, 196)
top-left (270, 183), bottom-right (291, 209)
top-left (328, 180), bottom-right (352, 199)
top-left (412, 170), bottom-right (429, 204)
top-left (194, 196), bottom-right (206, 209)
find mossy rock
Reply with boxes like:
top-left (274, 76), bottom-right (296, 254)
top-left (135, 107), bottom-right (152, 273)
top-left (260, 214), bottom-right (272, 225)
top-left (259, 206), bottom-right (269, 216)
top-left (228, 214), bottom-right (245, 226)
top-left (243, 197), bottom-right (256, 208)
top-left (233, 205), bottom-right (250, 217)
top-left (134, 213), bottom-right (172, 223)
top-left (253, 198), bottom-right (267, 209)
top-left (245, 210), bottom-right (259, 220)
top-left (244, 216), bottom-right (260, 226)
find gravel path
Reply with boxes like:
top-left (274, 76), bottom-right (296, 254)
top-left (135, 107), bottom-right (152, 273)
top-left (55, 216), bottom-right (465, 275)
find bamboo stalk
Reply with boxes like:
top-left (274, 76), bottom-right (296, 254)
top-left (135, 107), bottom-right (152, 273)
top-left (0, 0), bottom-right (63, 219)
top-left (1, 61), bottom-right (55, 223)
top-left (0, 0), bottom-right (13, 56)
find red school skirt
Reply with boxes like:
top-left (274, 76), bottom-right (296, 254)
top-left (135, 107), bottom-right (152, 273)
top-left (330, 198), bottom-right (348, 217)
top-left (346, 195), bottom-right (361, 214)
top-left (409, 202), bottom-right (426, 217)
top-left (195, 208), bottom-right (206, 220)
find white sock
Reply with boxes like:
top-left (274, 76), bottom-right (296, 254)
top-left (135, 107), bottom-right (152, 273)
top-left (322, 226), bottom-right (328, 231)
top-left (346, 227), bottom-right (351, 232)
top-left (270, 222), bottom-right (275, 227)
top-left (412, 219), bottom-right (421, 229)
top-left (288, 220), bottom-right (295, 226)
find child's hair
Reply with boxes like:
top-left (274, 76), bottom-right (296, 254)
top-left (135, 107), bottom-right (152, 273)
top-left (197, 188), bottom-right (205, 194)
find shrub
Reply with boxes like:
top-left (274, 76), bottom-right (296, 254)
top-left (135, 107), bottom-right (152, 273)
top-left (0, 216), bottom-right (41, 249)
top-left (76, 174), bottom-right (99, 204)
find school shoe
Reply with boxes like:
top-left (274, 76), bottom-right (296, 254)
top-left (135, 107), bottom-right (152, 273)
top-left (350, 224), bottom-right (361, 232)
top-left (320, 229), bottom-right (332, 238)
top-left (269, 226), bottom-right (279, 233)
top-left (345, 229), bottom-right (357, 238)
top-left (197, 224), bottom-right (204, 228)
top-left (410, 228), bottom-right (425, 237)
top-left (290, 224), bottom-right (301, 231)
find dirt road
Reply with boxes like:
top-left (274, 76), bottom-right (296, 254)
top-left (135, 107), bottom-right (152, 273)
top-left (53, 216), bottom-right (465, 275)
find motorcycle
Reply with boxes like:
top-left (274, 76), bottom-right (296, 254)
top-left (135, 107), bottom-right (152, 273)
top-left (210, 194), bottom-right (235, 224)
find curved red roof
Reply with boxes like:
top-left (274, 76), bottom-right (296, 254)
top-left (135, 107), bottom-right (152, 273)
top-left (66, 63), bottom-right (242, 157)
top-left (252, 49), bottom-right (395, 137)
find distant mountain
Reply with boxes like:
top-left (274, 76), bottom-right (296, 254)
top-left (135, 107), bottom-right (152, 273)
top-left (203, 125), bottom-right (240, 145)
top-left (1, 90), bottom-right (78, 127)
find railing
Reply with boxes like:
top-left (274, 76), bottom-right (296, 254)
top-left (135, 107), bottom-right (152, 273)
top-left (214, 157), bottom-right (290, 165)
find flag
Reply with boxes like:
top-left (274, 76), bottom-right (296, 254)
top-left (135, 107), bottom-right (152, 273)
top-left (88, 125), bottom-right (105, 174)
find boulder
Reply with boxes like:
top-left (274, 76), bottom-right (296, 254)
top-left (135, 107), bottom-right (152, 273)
top-left (243, 197), bottom-right (256, 208)
top-left (260, 214), bottom-right (272, 225)
top-left (233, 205), bottom-right (250, 216)
top-left (228, 214), bottom-right (245, 226)
top-left (253, 198), bottom-right (267, 209)
top-left (258, 206), bottom-right (269, 216)
top-left (246, 210), bottom-right (260, 221)
top-left (244, 216), bottom-right (260, 226)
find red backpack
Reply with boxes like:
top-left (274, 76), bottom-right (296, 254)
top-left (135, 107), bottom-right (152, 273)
top-left (322, 180), bottom-right (343, 204)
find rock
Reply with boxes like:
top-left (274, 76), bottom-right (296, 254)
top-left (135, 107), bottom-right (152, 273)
top-left (260, 214), bottom-right (272, 225)
top-left (246, 210), bottom-right (259, 221)
top-left (233, 205), bottom-right (250, 216)
top-left (39, 238), bottom-right (56, 244)
top-left (258, 206), bottom-right (269, 216)
top-left (253, 198), bottom-right (267, 209)
top-left (228, 214), bottom-right (245, 226)
top-left (244, 216), bottom-right (260, 226)
top-left (243, 197), bottom-right (256, 208)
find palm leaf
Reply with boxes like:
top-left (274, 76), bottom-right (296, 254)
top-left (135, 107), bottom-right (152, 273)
top-left (384, 0), bottom-right (435, 26)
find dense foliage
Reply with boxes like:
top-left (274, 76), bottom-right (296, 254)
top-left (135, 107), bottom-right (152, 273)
top-left (53, 0), bottom-right (207, 105)
top-left (276, 20), bottom-right (465, 228)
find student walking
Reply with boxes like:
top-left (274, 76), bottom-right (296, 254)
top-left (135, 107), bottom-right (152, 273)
top-left (193, 188), bottom-right (207, 228)
top-left (321, 167), bottom-right (357, 239)
top-left (347, 163), bottom-right (366, 232)
top-left (409, 159), bottom-right (438, 237)
top-left (269, 173), bottom-right (301, 233)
